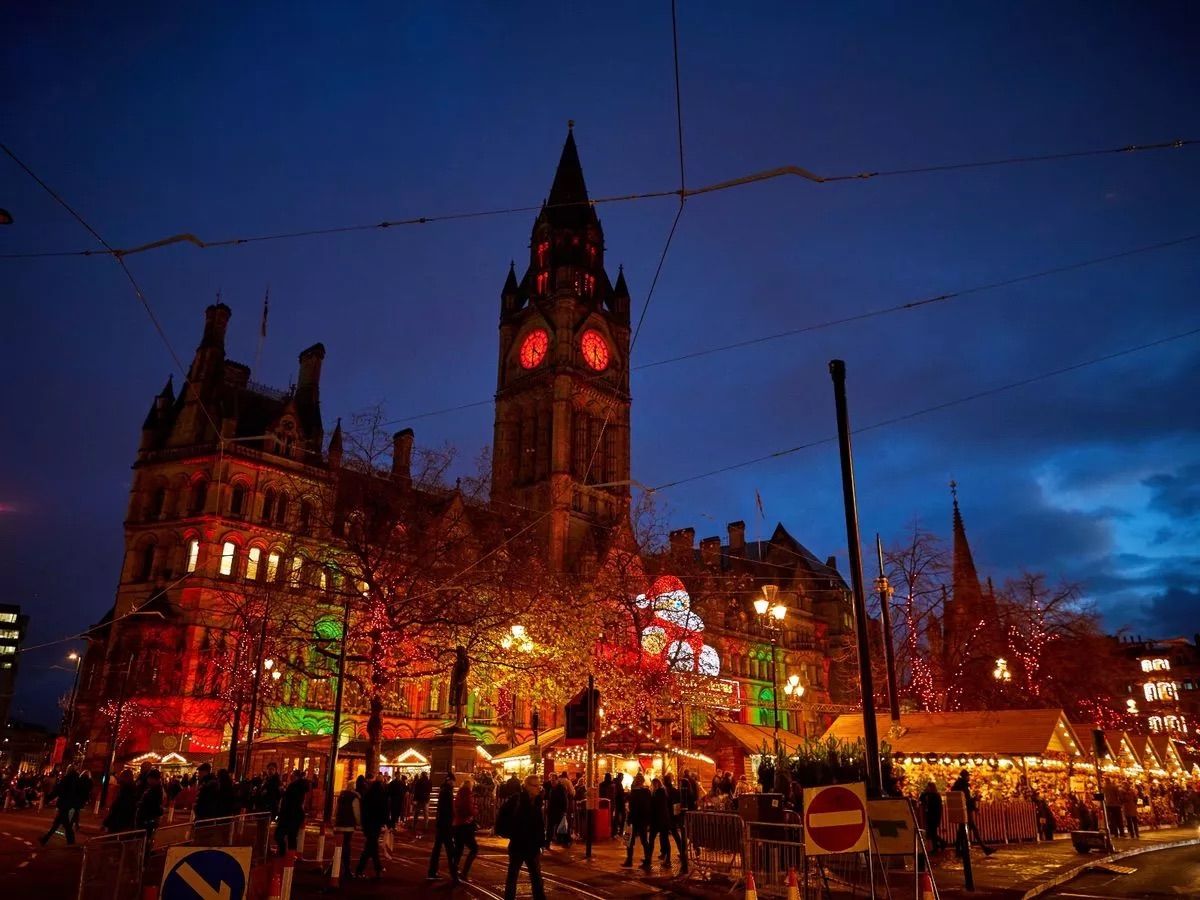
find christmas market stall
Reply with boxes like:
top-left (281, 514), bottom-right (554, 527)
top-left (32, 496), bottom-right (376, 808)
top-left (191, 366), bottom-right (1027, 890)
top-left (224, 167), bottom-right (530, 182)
top-left (1077, 724), bottom-right (1181, 828)
top-left (491, 724), bottom-right (714, 783)
top-left (708, 719), bottom-right (808, 780)
top-left (823, 709), bottom-right (1087, 842)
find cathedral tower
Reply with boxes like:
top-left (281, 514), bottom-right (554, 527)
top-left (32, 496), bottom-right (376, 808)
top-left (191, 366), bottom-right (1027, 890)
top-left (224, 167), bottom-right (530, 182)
top-left (491, 126), bottom-right (631, 571)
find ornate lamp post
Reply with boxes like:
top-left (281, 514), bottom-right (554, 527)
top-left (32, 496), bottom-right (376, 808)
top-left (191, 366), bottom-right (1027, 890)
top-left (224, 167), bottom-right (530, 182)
top-left (783, 673), bottom-right (805, 736)
top-left (753, 584), bottom-right (788, 752)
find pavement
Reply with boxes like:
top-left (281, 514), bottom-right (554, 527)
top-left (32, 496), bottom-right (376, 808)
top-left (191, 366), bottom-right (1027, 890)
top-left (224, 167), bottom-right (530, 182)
top-left (1, 805), bottom-right (1196, 899)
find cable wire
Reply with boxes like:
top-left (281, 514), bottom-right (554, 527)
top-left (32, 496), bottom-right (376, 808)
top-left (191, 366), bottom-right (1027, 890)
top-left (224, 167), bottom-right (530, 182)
top-left (3, 137), bottom-right (1191, 260)
top-left (650, 324), bottom-right (1200, 491)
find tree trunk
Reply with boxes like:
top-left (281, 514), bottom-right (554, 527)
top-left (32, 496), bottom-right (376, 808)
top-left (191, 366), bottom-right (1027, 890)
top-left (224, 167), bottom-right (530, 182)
top-left (366, 694), bottom-right (384, 777)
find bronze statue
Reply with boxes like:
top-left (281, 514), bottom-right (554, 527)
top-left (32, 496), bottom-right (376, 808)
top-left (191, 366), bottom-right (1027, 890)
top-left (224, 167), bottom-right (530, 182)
top-left (450, 645), bottom-right (470, 729)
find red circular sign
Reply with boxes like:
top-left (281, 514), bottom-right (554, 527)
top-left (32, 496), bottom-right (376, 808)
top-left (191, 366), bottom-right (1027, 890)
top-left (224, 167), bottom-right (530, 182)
top-left (804, 786), bottom-right (868, 854)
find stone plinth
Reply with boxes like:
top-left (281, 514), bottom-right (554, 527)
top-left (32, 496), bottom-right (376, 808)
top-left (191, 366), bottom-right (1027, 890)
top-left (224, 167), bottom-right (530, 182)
top-left (429, 727), bottom-right (478, 777)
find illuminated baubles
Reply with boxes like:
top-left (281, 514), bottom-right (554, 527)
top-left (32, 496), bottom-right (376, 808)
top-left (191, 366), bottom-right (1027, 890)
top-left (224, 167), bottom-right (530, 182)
top-left (641, 626), bottom-right (667, 655)
top-left (698, 645), bottom-right (721, 677)
top-left (580, 329), bottom-right (609, 371)
top-left (519, 329), bottom-right (549, 369)
top-left (667, 641), bottom-right (695, 673)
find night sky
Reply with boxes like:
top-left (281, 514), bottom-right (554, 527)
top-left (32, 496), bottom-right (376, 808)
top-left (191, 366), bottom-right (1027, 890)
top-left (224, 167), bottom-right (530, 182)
top-left (3, 2), bottom-right (1198, 727)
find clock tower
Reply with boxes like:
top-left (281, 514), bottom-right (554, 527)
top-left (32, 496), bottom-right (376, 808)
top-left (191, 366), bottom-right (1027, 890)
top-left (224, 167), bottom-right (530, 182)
top-left (492, 125), bottom-right (632, 572)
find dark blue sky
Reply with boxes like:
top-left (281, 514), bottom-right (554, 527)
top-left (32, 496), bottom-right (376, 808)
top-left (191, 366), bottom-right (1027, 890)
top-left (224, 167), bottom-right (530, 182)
top-left (4, 2), bottom-right (1198, 726)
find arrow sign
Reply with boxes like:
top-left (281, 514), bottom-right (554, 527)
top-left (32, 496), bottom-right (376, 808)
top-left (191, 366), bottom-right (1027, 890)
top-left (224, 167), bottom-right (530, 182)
top-left (161, 847), bottom-right (250, 900)
top-left (803, 783), bottom-right (870, 856)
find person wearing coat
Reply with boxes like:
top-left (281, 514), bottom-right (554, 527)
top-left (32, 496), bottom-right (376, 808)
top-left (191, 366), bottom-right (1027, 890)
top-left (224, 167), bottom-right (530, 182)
top-left (648, 777), bottom-right (673, 867)
top-left (135, 769), bottom-right (166, 843)
top-left (502, 776), bottom-right (546, 900)
top-left (545, 775), bottom-right (571, 848)
top-left (621, 773), bottom-right (653, 870)
top-left (919, 782), bottom-right (946, 852)
top-left (333, 783), bottom-right (361, 882)
top-left (452, 776), bottom-right (479, 880)
top-left (103, 769), bottom-right (139, 833)
top-left (427, 773), bottom-right (459, 882)
top-left (40, 767), bottom-right (80, 845)
top-left (611, 773), bottom-right (627, 838)
top-left (356, 777), bottom-right (388, 878)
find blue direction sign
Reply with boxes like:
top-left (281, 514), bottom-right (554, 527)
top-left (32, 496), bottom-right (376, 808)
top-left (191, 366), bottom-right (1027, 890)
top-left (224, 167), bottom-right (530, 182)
top-left (160, 847), bottom-right (251, 900)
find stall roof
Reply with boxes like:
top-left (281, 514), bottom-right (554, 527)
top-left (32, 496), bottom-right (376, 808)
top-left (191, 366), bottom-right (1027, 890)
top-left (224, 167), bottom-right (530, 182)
top-left (711, 720), bottom-right (808, 757)
top-left (1131, 734), bottom-right (1165, 770)
top-left (1148, 735), bottom-right (1187, 772)
top-left (492, 728), bottom-right (566, 762)
top-left (1073, 724), bottom-right (1142, 767)
top-left (822, 710), bottom-right (1085, 758)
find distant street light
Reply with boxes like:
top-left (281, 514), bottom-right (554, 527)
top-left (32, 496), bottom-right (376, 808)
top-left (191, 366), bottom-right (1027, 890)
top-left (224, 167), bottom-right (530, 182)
top-left (755, 585), bottom-right (788, 752)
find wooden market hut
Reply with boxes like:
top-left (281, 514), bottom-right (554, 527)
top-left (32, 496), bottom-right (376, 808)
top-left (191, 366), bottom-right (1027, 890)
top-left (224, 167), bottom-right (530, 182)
top-left (708, 720), bottom-right (808, 780)
top-left (491, 724), bottom-right (714, 782)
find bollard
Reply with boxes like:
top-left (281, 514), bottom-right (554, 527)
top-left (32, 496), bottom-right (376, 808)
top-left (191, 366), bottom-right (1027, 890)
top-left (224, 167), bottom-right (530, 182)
top-left (167, 805), bottom-right (175, 824)
top-left (919, 871), bottom-right (936, 900)
top-left (383, 827), bottom-right (394, 857)
top-left (296, 824), bottom-right (306, 856)
top-left (280, 852), bottom-right (297, 900)
top-left (94, 798), bottom-right (101, 815)
top-left (315, 823), bottom-right (326, 864)
top-left (329, 844), bottom-right (342, 889)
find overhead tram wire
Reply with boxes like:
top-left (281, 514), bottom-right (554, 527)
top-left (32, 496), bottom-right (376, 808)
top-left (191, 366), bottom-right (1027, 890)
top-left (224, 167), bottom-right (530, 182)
top-left (650, 324), bottom-right (1200, 492)
top-left (379, 230), bottom-right (1200, 427)
top-left (2, 137), bottom-right (1192, 260)
top-left (0, 142), bottom-right (223, 440)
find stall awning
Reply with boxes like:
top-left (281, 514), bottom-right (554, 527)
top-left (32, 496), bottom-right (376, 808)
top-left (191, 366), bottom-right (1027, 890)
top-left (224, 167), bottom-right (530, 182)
top-left (711, 720), bottom-right (807, 757)
top-left (1073, 724), bottom-right (1142, 768)
top-left (492, 728), bottom-right (566, 762)
top-left (822, 710), bottom-right (1085, 758)
top-left (1148, 735), bottom-right (1187, 772)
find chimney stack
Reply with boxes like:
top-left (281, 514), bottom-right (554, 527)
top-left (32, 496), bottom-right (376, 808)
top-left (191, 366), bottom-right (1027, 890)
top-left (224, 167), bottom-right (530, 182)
top-left (201, 302), bottom-right (231, 350)
top-left (298, 343), bottom-right (325, 391)
top-left (700, 536), bottom-right (721, 567)
top-left (727, 520), bottom-right (746, 555)
top-left (392, 429), bottom-right (414, 484)
top-left (668, 527), bottom-right (695, 559)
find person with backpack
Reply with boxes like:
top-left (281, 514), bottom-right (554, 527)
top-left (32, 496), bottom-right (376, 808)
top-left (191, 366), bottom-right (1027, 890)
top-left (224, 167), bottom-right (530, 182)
top-left (621, 773), bottom-right (653, 870)
top-left (427, 773), bottom-right (459, 882)
top-left (497, 775), bottom-right (546, 900)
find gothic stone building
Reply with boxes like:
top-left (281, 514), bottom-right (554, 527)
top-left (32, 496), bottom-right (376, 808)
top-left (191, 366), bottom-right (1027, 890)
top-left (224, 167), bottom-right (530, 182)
top-left (73, 129), bottom-right (855, 774)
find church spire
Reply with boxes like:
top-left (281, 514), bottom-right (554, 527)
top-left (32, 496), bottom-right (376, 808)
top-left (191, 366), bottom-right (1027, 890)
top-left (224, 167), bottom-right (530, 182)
top-left (950, 480), bottom-right (985, 613)
top-left (543, 122), bottom-right (595, 228)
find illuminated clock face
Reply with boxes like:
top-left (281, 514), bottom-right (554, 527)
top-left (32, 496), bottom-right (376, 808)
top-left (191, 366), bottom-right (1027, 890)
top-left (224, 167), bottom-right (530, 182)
top-left (519, 329), bottom-right (549, 369)
top-left (580, 329), bottom-right (609, 371)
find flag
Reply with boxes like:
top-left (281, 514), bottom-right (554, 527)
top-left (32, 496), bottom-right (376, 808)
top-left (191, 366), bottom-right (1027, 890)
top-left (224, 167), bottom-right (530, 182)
top-left (755, 489), bottom-right (765, 519)
top-left (260, 287), bottom-right (270, 338)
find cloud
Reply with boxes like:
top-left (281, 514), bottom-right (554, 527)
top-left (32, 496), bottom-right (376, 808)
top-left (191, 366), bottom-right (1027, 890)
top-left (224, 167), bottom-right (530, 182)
top-left (1144, 463), bottom-right (1200, 520)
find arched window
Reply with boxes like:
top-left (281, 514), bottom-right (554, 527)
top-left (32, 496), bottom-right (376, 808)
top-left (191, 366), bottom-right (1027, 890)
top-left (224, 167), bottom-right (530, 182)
top-left (288, 556), bottom-right (303, 589)
top-left (276, 493), bottom-right (289, 526)
top-left (189, 480), bottom-right (208, 515)
top-left (299, 500), bottom-right (312, 534)
top-left (261, 489), bottom-right (276, 523)
top-left (536, 271), bottom-right (549, 294)
top-left (245, 547), bottom-right (262, 581)
top-left (185, 539), bottom-right (200, 574)
top-left (137, 544), bottom-right (156, 581)
top-left (230, 484), bottom-right (247, 517)
top-left (266, 551), bottom-right (281, 583)
top-left (148, 487), bottom-right (166, 520)
top-left (1141, 659), bottom-right (1153, 672)
top-left (1149, 716), bottom-right (1162, 732)
top-left (219, 541), bottom-right (237, 577)
top-left (1165, 716), bottom-right (1180, 732)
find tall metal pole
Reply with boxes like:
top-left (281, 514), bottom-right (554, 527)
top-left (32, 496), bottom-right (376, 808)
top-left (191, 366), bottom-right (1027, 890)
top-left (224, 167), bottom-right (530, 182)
top-left (875, 535), bottom-right (901, 725)
top-left (323, 592), bottom-right (353, 824)
top-left (65, 654), bottom-right (83, 737)
top-left (828, 359), bottom-right (882, 796)
top-left (770, 631), bottom-right (781, 753)
top-left (584, 674), bottom-right (595, 861)
top-left (227, 640), bottom-right (245, 773)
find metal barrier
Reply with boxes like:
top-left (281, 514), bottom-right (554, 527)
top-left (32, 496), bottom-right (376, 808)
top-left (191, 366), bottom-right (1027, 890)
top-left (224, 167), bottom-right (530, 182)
top-left (145, 812), bottom-right (271, 886)
top-left (937, 799), bottom-right (1038, 845)
top-left (77, 829), bottom-right (146, 900)
top-left (684, 811), bottom-right (744, 880)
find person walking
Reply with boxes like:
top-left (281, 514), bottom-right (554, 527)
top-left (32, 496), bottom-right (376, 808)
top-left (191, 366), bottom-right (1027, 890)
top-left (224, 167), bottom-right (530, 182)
top-left (500, 775), bottom-right (546, 900)
top-left (950, 770), bottom-right (994, 855)
top-left (622, 773), bottom-right (653, 870)
top-left (1102, 778), bottom-right (1125, 837)
top-left (333, 780), bottom-right (361, 882)
top-left (648, 777), bottom-right (673, 867)
top-left (452, 774), bottom-right (479, 881)
top-left (72, 769), bottom-right (93, 828)
top-left (1121, 784), bottom-right (1140, 839)
top-left (611, 772), bottom-right (626, 838)
top-left (412, 771), bottom-right (432, 833)
top-left (356, 776), bottom-right (387, 878)
top-left (919, 782), bottom-right (946, 852)
top-left (259, 762), bottom-right (282, 818)
top-left (546, 774), bottom-right (571, 848)
top-left (427, 773), bottom-right (459, 882)
top-left (661, 773), bottom-right (686, 868)
top-left (103, 770), bottom-right (139, 833)
top-left (275, 770), bottom-right (308, 857)
top-left (40, 767), bottom-right (80, 845)
top-left (135, 769), bottom-right (166, 846)
top-left (387, 773), bottom-right (407, 830)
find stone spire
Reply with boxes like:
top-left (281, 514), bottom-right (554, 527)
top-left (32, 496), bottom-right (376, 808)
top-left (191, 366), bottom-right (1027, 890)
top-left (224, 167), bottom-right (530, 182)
top-left (950, 481), bottom-right (985, 614)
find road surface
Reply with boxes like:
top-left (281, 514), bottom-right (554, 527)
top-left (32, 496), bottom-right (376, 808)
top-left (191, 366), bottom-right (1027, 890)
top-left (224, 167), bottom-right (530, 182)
top-left (1044, 841), bottom-right (1200, 898)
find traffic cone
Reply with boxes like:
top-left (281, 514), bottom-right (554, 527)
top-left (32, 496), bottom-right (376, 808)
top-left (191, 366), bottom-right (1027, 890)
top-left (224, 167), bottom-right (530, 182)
top-left (786, 867), bottom-right (800, 900)
top-left (744, 870), bottom-right (758, 900)
top-left (919, 870), bottom-right (936, 900)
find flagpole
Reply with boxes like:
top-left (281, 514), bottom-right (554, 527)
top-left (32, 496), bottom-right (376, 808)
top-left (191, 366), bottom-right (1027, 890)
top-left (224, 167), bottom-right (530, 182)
top-left (254, 286), bottom-right (269, 373)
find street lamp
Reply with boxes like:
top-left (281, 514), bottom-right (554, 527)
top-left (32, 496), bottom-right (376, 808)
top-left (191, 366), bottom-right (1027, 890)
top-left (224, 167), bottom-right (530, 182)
top-left (754, 585), bottom-right (788, 752)
top-left (65, 651), bottom-right (83, 746)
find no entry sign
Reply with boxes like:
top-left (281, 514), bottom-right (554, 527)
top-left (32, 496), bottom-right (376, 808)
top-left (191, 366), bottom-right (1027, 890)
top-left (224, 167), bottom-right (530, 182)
top-left (803, 783), bottom-right (870, 855)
